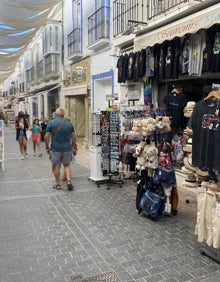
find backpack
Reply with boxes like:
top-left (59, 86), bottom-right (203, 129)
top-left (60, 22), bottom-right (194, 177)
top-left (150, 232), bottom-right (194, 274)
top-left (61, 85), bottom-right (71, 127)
top-left (156, 141), bottom-right (176, 187)
top-left (136, 170), bottom-right (150, 214)
top-left (138, 175), bottom-right (165, 221)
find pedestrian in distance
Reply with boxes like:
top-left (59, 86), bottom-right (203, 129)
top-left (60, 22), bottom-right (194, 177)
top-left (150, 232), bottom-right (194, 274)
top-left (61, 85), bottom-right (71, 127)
top-left (3, 111), bottom-right (9, 126)
top-left (24, 111), bottom-right (30, 126)
top-left (44, 107), bottom-right (77, 191)
top-left (30, 118), bottom-right (42, 157)
top-left (15, 111), bottom-right (29, 160)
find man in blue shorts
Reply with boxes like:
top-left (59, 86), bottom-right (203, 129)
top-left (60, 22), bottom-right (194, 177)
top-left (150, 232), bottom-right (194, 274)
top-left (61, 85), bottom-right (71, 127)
top-left (44, 107), bottom-right (77, 190)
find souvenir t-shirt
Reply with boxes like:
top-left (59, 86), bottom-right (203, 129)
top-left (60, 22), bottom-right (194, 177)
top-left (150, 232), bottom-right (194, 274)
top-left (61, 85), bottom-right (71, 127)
top-left (116, 54), bottom-right (128, 83)
top-left (133, 51), bottom-right (141, 82)
top-left (164, 44), bottom-right (175, 79)
top-left (211, 30), bottom-right (220, 72)
top-left (188, 30), bottom-right (206, 76)
top-left (145, 47), bottom-right (154, 77)
top-left (179, 37), bottom-right (189, 75)
top-left (127, 52), bottom-right (136, 80)
top-left (163, 91), bottom-right (187, 128)
top-left (139, 49), bottom-right (146, 78)
top-left (191, 99), bottom-right (220, 171)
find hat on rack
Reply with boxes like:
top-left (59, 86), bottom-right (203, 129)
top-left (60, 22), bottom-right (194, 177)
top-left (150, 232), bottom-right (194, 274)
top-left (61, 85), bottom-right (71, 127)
top-left (196, 168), bottom-right (209, 177)
top-left (183, 144), bottom-right (192, 153)
top-left (208, 183), bottom-right (220, 192)
top-left (181, 165), bottom-right (194, 174)
top-left (183, 156), bottom-right (197, 172)
top-left (183, 137), bottom-right (193, 153)
top-left (183, 101), bottom-right (196, 118)
top-left (182, 173), bottom-right (197, 188)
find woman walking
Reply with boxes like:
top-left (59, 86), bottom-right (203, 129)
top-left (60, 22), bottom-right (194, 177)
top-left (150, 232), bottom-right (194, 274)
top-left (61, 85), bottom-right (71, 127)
top-left (15, 111), bottom-right (29, 160)
top-left (30, 118), bottom-right (42, 157)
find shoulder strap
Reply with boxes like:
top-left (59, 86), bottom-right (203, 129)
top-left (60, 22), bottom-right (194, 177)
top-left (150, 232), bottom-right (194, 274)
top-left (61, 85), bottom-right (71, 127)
top-left (52, 119), bottom-right (66, 138)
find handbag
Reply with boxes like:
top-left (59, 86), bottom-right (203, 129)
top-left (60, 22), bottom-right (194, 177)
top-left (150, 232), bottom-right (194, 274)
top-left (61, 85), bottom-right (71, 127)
top-left (26, 130), bottom-right (32, 140)
top-left (157, 141), bottom-right (176, 186)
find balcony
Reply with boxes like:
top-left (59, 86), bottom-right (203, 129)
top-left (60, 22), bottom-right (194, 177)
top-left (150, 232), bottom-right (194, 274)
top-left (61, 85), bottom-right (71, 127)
top-left (67, 27), bottom-right (83, 62)
top-left (147, 0), bottom-right (204, 20)
top-left (113, 0), bottom-right (140, 37)
top-left (88, 6), bottom-right (111, 51)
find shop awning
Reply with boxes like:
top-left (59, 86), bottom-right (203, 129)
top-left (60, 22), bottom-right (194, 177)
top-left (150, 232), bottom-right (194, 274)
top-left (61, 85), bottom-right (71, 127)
top-left (134, 3), bottom-right (220, 51)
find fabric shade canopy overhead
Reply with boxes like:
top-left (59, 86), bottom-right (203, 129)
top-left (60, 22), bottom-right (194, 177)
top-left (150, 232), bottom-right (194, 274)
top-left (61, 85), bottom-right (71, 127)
top-left (0, 0), bottom-right (61, 81)
top-left (134, 3), bottom-right (220, 51)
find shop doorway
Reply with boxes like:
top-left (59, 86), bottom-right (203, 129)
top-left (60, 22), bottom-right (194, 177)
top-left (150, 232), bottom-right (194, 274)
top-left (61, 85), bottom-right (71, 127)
top-left (69, 96), bottom-right (85, 138)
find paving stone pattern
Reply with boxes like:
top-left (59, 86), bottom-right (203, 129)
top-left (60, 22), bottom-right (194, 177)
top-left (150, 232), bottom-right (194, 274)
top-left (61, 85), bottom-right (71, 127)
top-left (0, 126), bottom-right (220, 282)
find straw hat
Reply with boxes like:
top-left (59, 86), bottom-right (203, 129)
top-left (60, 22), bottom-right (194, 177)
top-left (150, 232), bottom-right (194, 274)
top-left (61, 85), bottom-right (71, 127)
top-left (196, 168), bottom-right (209, 177)
top-left (208, 183), bottom-right (220, 192)
top-left (182, 174), bottom-right (197, 188)
top-left (181, 165), bottom-right (194, 174)
top-left (183, 101), bottom-right (196, 118)
top-left (183, 144), bottom-right (192, 153)
top-left (183, 156), bottom-right (197, 172)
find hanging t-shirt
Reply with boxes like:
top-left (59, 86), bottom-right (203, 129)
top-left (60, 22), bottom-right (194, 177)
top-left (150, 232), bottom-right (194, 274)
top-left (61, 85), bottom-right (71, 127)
top-left (133, 51), bottom-right (141, 82)
top-left (163, 91), bottom-right (187, 128)
top-left (211, 30), bottom-right (220, 72)
top-left (158, 45), bottom-right (165, 79)
top-left (116, 54), bottom-right (128, 83)
top-left (202, 42), bottom-right (213, 73)
top-left (191, 99), bottom-right (220, 171)
top-left (145, 47), bottom-right (154, 77)
top-left (179, 37), bottom-right (190, 75)
top-left (164, 43), bottom-right (175, 79)
top-left (173, 38), bottom-right (181, 79)
top-left (127, 52), bottom-right (136, 80)
top-left (139, 49), bottom-right (146, 78)
top-left (188, 30), bottom-right (206, 76)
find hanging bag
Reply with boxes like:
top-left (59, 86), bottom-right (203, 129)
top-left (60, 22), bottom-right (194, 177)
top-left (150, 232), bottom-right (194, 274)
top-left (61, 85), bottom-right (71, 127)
top-left (156, 141), bottom-right (176, 187)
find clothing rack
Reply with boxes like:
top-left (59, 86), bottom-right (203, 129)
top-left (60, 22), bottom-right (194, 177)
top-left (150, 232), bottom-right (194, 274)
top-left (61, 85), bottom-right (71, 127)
top-left (199, 184), bottom-right (220, 264)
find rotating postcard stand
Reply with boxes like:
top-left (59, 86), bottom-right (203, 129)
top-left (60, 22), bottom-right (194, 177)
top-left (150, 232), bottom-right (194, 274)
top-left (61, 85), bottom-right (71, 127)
top-left (96, 96), bottom-right (123, 189)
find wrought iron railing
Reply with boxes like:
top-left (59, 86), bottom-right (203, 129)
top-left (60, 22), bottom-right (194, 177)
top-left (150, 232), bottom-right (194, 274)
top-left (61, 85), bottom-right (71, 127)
top-left (67, 27), bottom-right (82, 56)
top-left (147, 0), bottom-right (196, 19)
top-left (113, 0), bottom-right (139, 37)
top-left (88, 6), bottom-right (110, 45)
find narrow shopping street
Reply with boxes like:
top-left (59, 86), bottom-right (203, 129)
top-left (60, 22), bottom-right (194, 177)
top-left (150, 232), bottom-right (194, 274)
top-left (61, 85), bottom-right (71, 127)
top-left (0, 125), bottom-right (219, 282)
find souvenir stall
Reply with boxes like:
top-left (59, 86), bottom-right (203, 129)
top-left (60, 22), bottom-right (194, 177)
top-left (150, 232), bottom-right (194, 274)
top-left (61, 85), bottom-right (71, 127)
top-left (189, 86), bottom-right (220, 263)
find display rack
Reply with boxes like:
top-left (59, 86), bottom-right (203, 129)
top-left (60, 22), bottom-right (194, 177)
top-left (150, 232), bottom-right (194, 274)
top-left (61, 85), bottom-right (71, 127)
top-left (97, 110), bottom-right (123, 189)
top-left (89, 113), bottom-right (109, 183)
top-left (0, 120), bottom-right (4, 172)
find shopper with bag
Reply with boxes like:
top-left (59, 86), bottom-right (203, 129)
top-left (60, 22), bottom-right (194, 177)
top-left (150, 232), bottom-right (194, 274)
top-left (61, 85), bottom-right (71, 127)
top-left (44, 107), bottom-right (77, 191)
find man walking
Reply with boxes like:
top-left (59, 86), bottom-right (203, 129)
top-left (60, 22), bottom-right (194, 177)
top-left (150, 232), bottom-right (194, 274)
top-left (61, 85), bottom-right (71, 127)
top-left (44, 107), bottom-right (77, 190)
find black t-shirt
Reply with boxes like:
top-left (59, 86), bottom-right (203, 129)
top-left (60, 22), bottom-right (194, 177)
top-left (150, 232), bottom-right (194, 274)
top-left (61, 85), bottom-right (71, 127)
top-left (191, 99), bottom-right (220, 171)
top-left (116, 54), bottom-right (128, 83)
top-left (163, 91), bottom-right (187, 128)
top-left (127, 52), bottom-right (136, 80)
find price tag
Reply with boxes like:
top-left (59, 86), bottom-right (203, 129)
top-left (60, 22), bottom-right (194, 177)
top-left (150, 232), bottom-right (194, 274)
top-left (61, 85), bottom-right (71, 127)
top-left (216, 202), bottom-right (220, 217)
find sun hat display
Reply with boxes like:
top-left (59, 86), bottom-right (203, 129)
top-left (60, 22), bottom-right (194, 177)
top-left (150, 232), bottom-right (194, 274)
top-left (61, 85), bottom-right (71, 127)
top-left (208, 183), bottom-right (220, 192)
top-left (181, 165), bottom-right (194, 174)
top-left (183, 155), bottom-right (197, 172)
top-left (182, 173), bottom-right (197, 188)
top-left (196, 168), bottom-right (209, 177)
top-left (183, 101), bottom-right (196, 118)
top-left (183, 144), bottom-right (192, 153)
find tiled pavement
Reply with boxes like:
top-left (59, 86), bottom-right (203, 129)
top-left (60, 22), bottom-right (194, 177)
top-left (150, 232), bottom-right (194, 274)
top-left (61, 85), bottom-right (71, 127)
top-left (0, 125), bottom-right (220, 282)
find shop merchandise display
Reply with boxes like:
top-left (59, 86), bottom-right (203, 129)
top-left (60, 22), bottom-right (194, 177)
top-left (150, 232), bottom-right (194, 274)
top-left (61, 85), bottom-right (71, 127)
top-left (98, 111), bottom-right (123, 189)
top-left (188, 89), bottom-right (220, 263)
